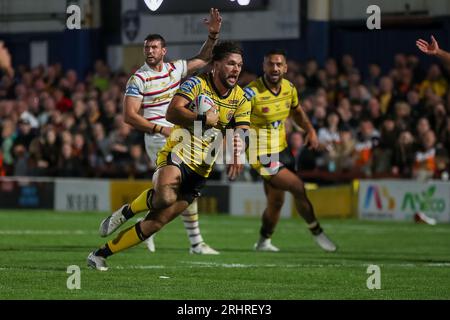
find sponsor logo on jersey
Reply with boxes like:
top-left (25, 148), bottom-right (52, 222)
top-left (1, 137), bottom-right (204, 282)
top-left (180, 78), bottom-right (200, 93)
top-left (243, 87), bottom-right (256, 100)
top-left (125, 85), bottom-right (140, 96)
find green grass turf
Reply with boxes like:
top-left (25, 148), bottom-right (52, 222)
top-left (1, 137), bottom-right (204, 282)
top-left (0, 210), bottom-right (449, 300)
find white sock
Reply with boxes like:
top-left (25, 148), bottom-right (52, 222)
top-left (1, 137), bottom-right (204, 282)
top-left (181, 201), bottom-right (204, 247)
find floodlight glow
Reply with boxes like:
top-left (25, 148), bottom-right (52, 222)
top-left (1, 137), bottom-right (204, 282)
top-left (229, 0), bottom-right (251, 5)
top-left (144, 0), bottom-right (252, 12)
top-left (237, 0), bottom-right (251, 5)
top-left (144, 0), bottom-right (163, 11)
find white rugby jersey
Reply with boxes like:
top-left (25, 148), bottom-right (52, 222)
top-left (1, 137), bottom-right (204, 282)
top-left (125, 60), bottom-right (187, 128)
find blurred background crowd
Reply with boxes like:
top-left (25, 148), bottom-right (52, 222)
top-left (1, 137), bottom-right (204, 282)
top-left (1, 51), bottom-right (449, 183)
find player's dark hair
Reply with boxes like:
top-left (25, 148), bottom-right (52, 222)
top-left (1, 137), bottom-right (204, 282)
top-left (144, 34), bottom-right (166, 47)
top-left (212, 41), bottom-right (243, 61)
top-left (264, 49), bottom-right (287, 59)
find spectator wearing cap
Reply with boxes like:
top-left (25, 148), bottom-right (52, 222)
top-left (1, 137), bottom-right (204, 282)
top-left (13, 118), bottom-right (36, 151)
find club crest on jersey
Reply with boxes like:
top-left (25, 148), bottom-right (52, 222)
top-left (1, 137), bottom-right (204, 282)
top-left (226, 110), bottom-right (234, 121)
top-left (262, 107), bottom-right (270, 113)
top-left (271, 120), bottom-right (282, 129)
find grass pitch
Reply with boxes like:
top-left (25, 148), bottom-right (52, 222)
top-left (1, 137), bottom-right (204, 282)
top-left (0, 210), bottom-right (449, 300)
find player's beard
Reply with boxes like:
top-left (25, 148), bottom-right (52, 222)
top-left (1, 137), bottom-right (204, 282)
top-left (219, 72), bottom-right (237, 89)
top-left (146, 56), bottom-right (163, 68)
top-left (264, 73), bottom-right (282, 86)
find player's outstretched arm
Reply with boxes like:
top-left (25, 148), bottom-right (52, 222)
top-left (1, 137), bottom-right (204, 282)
top-left (185, 8), bottom-right (222, 74)
top-left (416, 35), bottom-right (450, 70)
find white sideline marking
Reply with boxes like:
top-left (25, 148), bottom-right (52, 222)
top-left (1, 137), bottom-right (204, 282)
top-left (112, 261), bottom-right (450, 270)
top-left (115, 265), bottom-right (166, 270)
top-left (0, 230), bottom-right (95, 235)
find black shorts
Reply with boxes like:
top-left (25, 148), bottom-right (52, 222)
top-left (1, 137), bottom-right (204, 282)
top-left (251, 148), bottom-right (296, 180)
top-left (163, 151), bottom-right (207, 204)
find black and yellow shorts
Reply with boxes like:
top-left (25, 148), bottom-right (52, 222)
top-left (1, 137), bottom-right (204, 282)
top-left (156, 149), bottom-right (207, 204)
top-left (250, 148), bottom-right (296, 180)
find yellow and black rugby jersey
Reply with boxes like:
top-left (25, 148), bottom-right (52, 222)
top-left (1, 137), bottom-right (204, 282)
top-left (159, 73), bottom-right (251, 178)
top-left (244, 77), bottom-right (299, 156)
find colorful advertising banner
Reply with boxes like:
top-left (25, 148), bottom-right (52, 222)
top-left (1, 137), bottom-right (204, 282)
top-left (358, 179), bottom-right (450, 222)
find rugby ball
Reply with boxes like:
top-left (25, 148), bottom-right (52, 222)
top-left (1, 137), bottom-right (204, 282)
top-left (192, 94), bottom-right (215, 114)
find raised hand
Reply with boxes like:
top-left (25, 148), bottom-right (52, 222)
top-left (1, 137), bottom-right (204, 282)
top-left (416, 35), bottom-right (439, 55)
top-left (203, 8), bottom-right (222, 35)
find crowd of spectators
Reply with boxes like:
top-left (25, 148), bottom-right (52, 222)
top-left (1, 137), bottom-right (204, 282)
top-left (0, 51), bottom-right (449, 183)
top-left (0, 61), bottom-right (152, 179)
top-left (240, 53), bottom-right (450, 182)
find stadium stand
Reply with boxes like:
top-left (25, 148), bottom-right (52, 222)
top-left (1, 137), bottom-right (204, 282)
top-left (1, 52), bottom-right (449, 182)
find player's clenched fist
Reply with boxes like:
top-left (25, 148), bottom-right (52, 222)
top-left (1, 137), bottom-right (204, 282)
top-left (205, 106), bottom-right (219, 127)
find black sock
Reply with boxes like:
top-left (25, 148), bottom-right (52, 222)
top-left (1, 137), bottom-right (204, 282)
top-left (122, 205), bottom-right (134, 220)
top-left (95, 244), bottom-right (113, 258)
top-left (260, 226), bottom-right (273, 239)
top-left (309, 223), bottom-right (323, 236)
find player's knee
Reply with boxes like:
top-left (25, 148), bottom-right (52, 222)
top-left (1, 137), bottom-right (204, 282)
top-left (289, 181), bottom-right (306, 199)
top-left (153, 187), bottom-right (177, 209)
